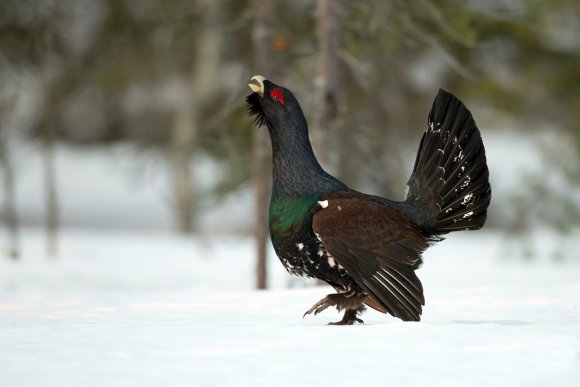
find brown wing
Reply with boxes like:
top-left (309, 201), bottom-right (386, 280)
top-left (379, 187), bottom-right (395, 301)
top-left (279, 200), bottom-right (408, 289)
top-left (313, 191), bottom-right (428, 321)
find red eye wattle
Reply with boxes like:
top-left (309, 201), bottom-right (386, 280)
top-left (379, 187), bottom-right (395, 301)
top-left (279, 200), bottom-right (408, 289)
top-left (270, 89), bottom-right (285, 104)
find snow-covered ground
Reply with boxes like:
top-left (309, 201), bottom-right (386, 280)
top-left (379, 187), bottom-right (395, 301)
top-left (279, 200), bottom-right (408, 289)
top-left (1, 132), bottom-right (579, 386)
top-left (1, 229), bottom-right (579, 387)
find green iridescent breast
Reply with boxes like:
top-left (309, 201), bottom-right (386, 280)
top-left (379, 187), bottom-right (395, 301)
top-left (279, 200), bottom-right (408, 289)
top-left (269, 195), bottom-right (318, 238)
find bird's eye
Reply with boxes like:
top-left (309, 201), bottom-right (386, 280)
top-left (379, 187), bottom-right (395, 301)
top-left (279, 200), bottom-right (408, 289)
top-left (270, 89), bottom-right (285, 104)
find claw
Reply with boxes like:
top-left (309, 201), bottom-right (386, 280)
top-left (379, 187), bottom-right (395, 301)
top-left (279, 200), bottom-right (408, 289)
top-left (328, 317), bottom-right (364, 325)
top-left (303, 294), bottom-right (365, 325)
top-left (303, 297), bottom-right (333, 318)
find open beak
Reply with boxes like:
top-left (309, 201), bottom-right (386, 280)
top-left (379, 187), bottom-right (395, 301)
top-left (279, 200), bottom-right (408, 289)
top-left (248, 75), bottom-right (265, 96)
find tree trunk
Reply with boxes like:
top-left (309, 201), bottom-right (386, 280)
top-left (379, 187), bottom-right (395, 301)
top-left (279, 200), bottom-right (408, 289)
top-left (43, 112), bottom-right (59, 257)
top-left (311, 0), bottom-right (340, 167)
top-left (170, 82), bottom-right (197, 234)
top-left (0, 129), bottom-right (20, 260)
top-left (169, 0), bottom-right (221, 234)
top-left (252, 0), bottom-right (272, 290)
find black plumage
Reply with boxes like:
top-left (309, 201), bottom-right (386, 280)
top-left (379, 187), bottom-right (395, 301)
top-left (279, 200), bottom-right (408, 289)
top-left (246, 76), bottom-right (491, 324)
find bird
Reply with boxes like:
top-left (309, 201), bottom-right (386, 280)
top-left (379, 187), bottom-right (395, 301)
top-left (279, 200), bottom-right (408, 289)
top-left (247, 75), bottom-right (491, 325)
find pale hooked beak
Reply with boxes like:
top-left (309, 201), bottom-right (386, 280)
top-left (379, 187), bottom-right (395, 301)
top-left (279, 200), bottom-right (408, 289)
top-left (248, 75), bottom-right (265, 96)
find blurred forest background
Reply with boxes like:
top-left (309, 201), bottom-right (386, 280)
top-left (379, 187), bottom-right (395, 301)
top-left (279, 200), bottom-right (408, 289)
top-left (1, 0), bottom-right (579, 284)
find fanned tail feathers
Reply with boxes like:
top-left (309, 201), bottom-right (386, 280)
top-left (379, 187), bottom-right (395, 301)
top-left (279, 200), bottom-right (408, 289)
top-left (406, 89), bottom-right (491, 234)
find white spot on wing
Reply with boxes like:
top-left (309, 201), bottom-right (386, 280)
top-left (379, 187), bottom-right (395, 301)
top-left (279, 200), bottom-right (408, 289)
top-left (318, 200), bottom-right (328, 209)
top-left (461, 193), bottom-right (474, 205)
top-left (296, 243), bottom-right (304, 251)
top-left (328, 256), bottom-right (336, 267)
top-left (460, 176), bottom-right (471, 190)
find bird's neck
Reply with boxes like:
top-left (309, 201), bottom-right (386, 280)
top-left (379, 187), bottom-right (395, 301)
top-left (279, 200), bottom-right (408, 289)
top-left (267, 121), bottom-right (346, 198)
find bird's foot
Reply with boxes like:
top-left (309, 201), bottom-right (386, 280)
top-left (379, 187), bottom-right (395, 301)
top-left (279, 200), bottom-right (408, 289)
top-left (303, 293), bottom-right (366, 325)
top-left (303, 293), bottom-right (343, 317)
top-left (328, 309), bottom-right (364, 325)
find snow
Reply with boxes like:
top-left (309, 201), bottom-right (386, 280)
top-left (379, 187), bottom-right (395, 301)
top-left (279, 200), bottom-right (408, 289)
top-left (0, 132), bottom-right (578, 386)
top-left (1, 229), bottom-right (579, 387)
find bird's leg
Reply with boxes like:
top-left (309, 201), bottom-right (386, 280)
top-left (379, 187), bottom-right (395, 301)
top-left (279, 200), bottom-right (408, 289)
top-left (303, 292), bottom-right (366, 325)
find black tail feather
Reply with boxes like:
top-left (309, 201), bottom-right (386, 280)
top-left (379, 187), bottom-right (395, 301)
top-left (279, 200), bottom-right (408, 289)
top-left (405, 89), bottom-right (491, 234)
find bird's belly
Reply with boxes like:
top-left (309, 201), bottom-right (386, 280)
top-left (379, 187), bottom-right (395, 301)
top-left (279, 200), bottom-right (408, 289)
top-left (272, 235), bottom-right (353, 291)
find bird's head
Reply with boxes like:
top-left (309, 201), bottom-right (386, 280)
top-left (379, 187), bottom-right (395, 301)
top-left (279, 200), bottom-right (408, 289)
top-left (246, 75), bottom-right (307, 132)
top-left (245, 75), bottom-right (345, 196)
